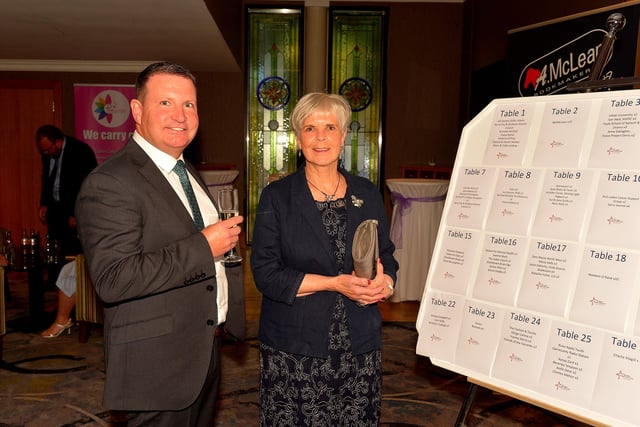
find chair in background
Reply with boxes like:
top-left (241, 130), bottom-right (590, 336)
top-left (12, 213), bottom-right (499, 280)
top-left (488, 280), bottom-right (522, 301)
top-left (73, 254), bottom-right (103, 343)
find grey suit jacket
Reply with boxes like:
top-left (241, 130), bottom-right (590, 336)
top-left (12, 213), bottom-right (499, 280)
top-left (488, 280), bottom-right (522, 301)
top-left (75, 139), bottom-right (245, 411)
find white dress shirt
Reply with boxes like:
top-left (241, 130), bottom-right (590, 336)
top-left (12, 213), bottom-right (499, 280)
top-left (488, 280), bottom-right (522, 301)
top-left (132, 131), bottom-right (228, 324)
top-left (50, 138), bottom-right (67, 202)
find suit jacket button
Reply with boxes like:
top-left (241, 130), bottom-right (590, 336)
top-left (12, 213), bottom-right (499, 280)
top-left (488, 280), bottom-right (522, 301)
top-left (207, 319), bottom-right (215, 326)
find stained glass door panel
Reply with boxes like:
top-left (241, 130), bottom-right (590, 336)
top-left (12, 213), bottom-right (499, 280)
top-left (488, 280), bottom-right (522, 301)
top-left (330, 9), bottom-right (386, 187)
top-left (246, 8), bottom-right (302, 242)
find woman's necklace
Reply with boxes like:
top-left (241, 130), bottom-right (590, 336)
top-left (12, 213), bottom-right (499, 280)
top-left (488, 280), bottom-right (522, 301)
top-left (307, 174), bottom-right (341, 202)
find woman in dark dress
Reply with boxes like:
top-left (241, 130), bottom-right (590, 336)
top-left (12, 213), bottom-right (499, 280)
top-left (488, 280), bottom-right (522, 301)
top-left (251, 92), bottom-right (399, 426)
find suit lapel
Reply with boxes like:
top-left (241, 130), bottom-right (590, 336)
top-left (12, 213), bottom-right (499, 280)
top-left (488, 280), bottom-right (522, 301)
top-left (292, 169), bottom-right (338, 264)
top-left (126, 142), bottom-right (199, 231)
top-left (343, 173), bottom-right (362, 274)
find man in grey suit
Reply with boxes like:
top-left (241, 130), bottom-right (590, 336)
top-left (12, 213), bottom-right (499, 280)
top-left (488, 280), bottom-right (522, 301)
top-left (75, 62), bottom-right (244, 426)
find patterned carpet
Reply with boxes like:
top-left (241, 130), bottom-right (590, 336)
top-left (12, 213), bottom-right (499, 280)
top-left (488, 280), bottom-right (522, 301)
top-left (0, 281), bottom-right (589, 426)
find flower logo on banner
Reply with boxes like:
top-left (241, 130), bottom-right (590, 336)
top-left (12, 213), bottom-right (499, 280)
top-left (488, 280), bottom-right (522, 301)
top-left (93, 90), bottom-right (131, 127)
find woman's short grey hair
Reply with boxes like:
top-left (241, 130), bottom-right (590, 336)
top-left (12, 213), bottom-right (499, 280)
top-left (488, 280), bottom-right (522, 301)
top-left (290, 93), bottom-right (352, 136)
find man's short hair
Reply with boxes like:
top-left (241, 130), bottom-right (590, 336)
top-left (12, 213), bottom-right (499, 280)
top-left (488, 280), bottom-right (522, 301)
top-left (135, 62), bottom-right (197, 100)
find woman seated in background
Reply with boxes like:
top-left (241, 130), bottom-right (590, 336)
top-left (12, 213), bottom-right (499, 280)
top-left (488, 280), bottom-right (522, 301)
top-left (40, 260), bottom-right (76, 338)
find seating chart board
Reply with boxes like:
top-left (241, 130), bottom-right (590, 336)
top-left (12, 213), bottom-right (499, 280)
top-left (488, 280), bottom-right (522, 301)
top-left (416, 89), bottom-right (640, 427)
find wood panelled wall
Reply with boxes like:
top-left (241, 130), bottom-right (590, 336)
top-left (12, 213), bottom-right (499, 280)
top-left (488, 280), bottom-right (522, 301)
top-left (0, 81), bottom-right (62, 240)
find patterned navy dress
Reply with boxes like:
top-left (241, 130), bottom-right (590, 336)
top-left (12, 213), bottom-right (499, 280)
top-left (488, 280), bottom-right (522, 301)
top-left (259, 197), bottom-right (382, 426)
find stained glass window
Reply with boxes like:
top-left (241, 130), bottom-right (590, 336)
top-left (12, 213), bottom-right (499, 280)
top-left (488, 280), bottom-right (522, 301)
top-left (330, 9), bottom-right (386, 186)
top-left (246, 8), bottom-right (302, 242)
top-left (245, 7), bottom-right (385, 242)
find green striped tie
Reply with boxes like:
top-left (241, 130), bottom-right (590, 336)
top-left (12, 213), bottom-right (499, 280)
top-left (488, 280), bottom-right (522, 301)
top-left (173, 160), bottom-right (205, 231)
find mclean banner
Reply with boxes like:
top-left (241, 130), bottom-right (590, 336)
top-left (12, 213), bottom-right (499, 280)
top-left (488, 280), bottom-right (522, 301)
top-left (74, 84), bottom-right (136, 163)
top-left (505, 3), bottom-right (640, 97)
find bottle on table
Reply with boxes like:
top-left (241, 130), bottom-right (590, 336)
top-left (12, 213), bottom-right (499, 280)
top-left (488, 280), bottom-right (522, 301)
top-left (4, 230), bottom-right (16, 269)
top-left (29, 229), bottom-right (41, 268)
top-left (20, 228), bottom-right (30, 269)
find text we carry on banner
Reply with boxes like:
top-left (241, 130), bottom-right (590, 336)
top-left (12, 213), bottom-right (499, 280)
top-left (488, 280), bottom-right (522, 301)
top-left (74, 84), bottom-right (136, 163)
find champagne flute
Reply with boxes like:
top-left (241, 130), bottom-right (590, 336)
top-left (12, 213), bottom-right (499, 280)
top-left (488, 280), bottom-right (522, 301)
top-left (217, 188), bottom-right (243, 266)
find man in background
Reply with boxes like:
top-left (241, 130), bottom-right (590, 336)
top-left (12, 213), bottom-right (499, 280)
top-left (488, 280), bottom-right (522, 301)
top-left (36, 124), bottom-right (97, 264)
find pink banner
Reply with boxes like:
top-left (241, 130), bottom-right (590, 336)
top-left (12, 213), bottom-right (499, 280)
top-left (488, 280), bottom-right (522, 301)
top-left (74, 84), bottom-right (136, 163)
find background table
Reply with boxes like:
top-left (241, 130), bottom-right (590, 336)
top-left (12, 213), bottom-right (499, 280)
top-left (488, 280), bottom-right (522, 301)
top-left (386, 178), bottom-right (449, 302)
top-left (199, 170), bottom-right (239, 198)
top-left (6, 258), bottom-right (62, 331)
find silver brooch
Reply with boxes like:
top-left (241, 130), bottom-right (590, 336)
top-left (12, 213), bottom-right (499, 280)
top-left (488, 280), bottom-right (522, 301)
top-left (351, 195), bottom-right (364, 207)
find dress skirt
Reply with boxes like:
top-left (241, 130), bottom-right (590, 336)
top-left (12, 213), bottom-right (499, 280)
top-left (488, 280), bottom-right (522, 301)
top-left (259, 296), bottom-right (382, 426)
